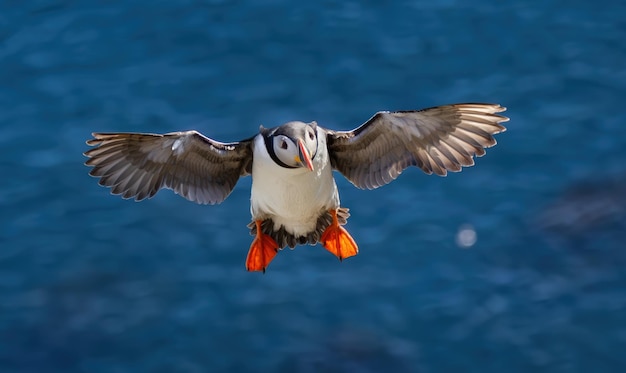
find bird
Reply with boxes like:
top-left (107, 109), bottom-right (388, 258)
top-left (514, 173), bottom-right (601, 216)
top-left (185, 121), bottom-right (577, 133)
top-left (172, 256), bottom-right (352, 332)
top-left (84, 103), bottom-right (508, 272)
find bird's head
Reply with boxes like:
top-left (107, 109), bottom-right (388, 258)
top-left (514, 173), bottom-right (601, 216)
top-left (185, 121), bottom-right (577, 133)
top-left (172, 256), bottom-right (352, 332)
top-left (263, 121), bottom-right (318, 171)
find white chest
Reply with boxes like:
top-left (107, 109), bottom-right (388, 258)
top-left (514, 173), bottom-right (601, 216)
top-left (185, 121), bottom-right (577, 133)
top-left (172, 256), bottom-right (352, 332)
top-left (250, 134), bottom-right (339, 236)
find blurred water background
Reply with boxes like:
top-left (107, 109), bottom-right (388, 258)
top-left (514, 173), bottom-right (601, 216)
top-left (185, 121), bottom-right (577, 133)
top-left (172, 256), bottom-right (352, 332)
top-left (1, 1), bottom-right (626, 372)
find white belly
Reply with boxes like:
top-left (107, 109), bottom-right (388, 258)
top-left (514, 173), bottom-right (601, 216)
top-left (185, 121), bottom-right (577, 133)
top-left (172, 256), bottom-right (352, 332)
top-left (250, 135), bottom-right (339, 236)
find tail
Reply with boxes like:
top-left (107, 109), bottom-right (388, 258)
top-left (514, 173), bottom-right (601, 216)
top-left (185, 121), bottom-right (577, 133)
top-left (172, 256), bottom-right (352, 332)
top-left (247, 207), bottom-right (350, 249)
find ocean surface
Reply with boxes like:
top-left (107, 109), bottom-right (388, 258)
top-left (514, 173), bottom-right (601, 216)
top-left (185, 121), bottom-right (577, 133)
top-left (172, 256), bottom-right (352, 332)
top-left (1, 1), bottom-right (626, 372)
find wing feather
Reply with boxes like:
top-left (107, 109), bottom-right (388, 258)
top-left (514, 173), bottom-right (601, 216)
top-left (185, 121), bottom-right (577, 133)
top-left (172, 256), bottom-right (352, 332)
top-left (327, 103), bottom-right (508, 189)
top-left (84, 131), bottom-right (253, 204)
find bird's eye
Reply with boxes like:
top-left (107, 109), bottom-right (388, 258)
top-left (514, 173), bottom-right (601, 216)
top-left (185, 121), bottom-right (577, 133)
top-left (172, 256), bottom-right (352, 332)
top-left (280, 139), bottom-right (288, 149)
top-left (308, 131), bottom-right (315, 140)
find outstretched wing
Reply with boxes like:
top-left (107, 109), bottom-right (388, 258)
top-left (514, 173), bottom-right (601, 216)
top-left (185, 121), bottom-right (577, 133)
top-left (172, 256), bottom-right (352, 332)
top-left (326, 103), bottom-right (508, 189)
top-left (84, 131), bottom-right (253, 204)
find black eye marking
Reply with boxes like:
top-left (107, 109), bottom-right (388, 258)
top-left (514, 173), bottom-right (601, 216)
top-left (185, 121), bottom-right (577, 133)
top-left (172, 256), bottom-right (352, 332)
top-left (280, 139), bottom-right (288, 149)
top-left (308, 131), bottom-right (315, 140)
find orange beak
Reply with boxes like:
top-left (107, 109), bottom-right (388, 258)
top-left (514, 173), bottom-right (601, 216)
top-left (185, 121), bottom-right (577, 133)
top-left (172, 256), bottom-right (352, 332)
top-left (297, 139), bottom-right (314, 171)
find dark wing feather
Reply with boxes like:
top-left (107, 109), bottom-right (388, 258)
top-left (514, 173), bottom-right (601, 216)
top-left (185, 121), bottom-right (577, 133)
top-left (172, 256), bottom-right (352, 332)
top-left (84, 131), bottom-right (253, 204)
top-left (327, 103), bottom-right (508, 189)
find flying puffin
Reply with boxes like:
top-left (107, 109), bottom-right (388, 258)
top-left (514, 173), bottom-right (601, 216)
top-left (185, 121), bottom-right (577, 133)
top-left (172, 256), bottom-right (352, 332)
top-left (84, 103), bottom-right (508, 272)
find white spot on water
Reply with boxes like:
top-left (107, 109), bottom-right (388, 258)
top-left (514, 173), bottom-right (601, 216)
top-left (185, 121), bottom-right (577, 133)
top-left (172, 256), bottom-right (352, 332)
top-left (456, 224), bottom-right (477, 248)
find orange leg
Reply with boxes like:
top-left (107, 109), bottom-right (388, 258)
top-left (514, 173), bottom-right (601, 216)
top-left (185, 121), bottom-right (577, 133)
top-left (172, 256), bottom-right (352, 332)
top-left (246, 220), bottom-right (279, 273)
top-left (321, 209), bottom-right (359, 261)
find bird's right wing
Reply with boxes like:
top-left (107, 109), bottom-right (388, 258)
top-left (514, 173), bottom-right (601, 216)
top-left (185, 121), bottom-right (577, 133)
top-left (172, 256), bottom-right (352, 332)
top-left (84, 131), bottom-right (253, 204)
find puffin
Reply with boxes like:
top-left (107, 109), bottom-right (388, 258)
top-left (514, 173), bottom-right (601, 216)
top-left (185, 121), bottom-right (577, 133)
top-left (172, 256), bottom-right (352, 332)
top-left (84, 103), bottom-right (508, 272)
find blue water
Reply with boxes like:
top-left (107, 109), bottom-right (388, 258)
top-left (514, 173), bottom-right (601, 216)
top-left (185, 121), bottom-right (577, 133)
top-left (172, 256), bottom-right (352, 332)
top-left (1, 1), bottom-right (626, 372)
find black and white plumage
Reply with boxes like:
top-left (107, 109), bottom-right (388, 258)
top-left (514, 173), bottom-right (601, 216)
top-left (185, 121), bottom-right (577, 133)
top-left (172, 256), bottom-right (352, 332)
top-left (85, 103), bottom-right (508, 272)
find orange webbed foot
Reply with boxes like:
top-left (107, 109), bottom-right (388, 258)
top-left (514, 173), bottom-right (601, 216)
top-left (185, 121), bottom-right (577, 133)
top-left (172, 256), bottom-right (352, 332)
top-left (246, 220), bottom-right (279, 273)
top-left (321, 209), bottom-right (359, 261)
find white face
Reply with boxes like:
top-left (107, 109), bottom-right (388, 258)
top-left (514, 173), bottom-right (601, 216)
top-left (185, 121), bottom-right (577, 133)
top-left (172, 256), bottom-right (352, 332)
top-left (272, 122), bottom-right (318, 169)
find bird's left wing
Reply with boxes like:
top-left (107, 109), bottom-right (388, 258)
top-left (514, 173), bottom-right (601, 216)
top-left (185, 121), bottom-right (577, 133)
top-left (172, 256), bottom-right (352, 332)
top-left (326, 103), bottom-right (508, 189)
top-left (84, 131), bottom-right (253, 204)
